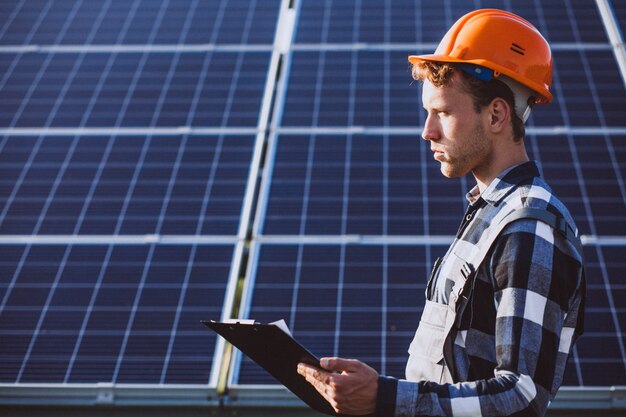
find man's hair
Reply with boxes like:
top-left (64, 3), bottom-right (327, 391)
top-left (412, 61), bottom-right (525, 141)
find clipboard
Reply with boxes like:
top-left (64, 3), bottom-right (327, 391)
top-left (203, 320), bottom-right (337, 416)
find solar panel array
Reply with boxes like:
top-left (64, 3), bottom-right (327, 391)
top-left (0, 0), bottom-right (625, 397)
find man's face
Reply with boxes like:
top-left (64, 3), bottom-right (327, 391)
top-left (421, 73), bottom-right (492, 179)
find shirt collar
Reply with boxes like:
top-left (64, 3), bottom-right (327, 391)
top-left (466, 161), bottom-right (541, 206)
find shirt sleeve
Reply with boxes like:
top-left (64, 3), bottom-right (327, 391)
top-left (375, 220), bottom-right (584, 417)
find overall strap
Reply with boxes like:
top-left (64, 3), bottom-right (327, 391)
top-left (502, 207), bottom-right (582, 254)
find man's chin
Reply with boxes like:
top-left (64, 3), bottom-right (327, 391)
top-left (439, 163), bottom-right (466, 179)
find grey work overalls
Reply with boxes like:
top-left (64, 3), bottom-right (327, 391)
top-left (405, 207), bottom-right (582, 384)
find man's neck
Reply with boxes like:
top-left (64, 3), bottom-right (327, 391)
top-left (474, 152), bottom-right (529, 195)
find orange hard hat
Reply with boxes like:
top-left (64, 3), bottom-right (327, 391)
top-left (409, 9), bottom-right (553, 104)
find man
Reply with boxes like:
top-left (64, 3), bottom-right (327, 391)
top-left (297, 9), bottom-right (585, 417)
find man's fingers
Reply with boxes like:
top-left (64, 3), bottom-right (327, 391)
top-left (320, 357), bottom-right (362, 373)
top-left (298, 360), bottom-right (378, 415)
top-left (297, 363), bottom-right (330, 385)
top-left (297, 363), bottom-right (337, 407)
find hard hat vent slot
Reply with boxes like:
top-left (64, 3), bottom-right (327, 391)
top-left (510, 43), bottom-right (526, 56)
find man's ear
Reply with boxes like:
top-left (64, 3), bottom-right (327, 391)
top-left (486, 97), bottom-right (511, 133)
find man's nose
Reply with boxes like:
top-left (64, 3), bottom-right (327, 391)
top-left (421, 114), bottom-right (439, 141)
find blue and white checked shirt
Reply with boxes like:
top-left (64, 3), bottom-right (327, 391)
top-left (375, 161), bottom-right (586, 417)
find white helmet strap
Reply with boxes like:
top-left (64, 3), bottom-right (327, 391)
top-left (499, 76), bottom-right (535, 123)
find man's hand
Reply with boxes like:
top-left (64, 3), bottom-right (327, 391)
top-left (297, 357), bottom-right (378, 415)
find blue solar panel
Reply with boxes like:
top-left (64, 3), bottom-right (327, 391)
top-left (294, 0), bottom-right (609, 44)
top-left (0, 52), bottom-right (270, 128)
top-left (0, 243), bottom-right (235, 383)
top-left (0, 134), bottom-right (255, 235)
top-left (0, 1), bottom-right (280, 46)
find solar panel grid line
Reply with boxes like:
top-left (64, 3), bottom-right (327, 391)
top-left (0, 235), bottom-right (239, 245)
top-left (2, 126), bottom-right (626, 143)
top-left (0, 44), bottom-right (276, 54)
top-left (272, 126), bottom-right (626, 135)
top-left (0, 128), bottom-right (261, 136)
top-left (379, 0), bottom-right (392, 372)
top-left (288, 43), bottom-right (614, 52)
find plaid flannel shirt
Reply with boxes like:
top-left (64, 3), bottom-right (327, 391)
top-left (376, 161), bottom-right (586, 417)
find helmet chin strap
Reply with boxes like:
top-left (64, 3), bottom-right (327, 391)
top-left (499, 76), bottom-right (535, 123)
